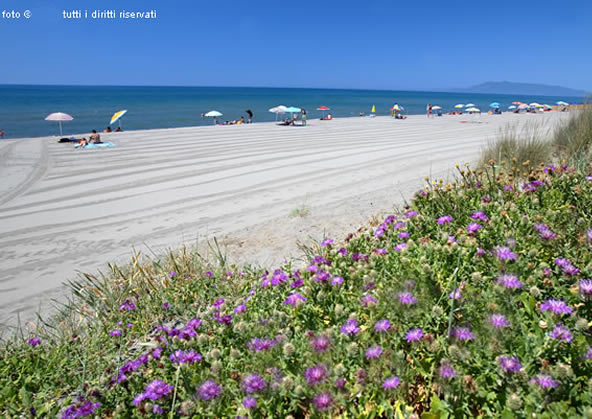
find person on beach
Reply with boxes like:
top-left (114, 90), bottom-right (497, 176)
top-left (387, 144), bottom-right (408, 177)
top-left (245, 109), bottom-right (253, 123)
top-left (103, 126), bottom-right (112, 133)
top-left (0, 130), bottom-right (4, 138)
top-left (89, 130), bottom-right (101, 143)
top-left (239, 116), bottom-right (245, 124)
top-left (427, 104), bottom-right (432, 118)
top-left (302, 109), bottom-right (307, 126)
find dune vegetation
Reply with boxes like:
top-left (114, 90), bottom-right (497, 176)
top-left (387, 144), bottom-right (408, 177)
top-left (2, 111), bottom-right (592, 418)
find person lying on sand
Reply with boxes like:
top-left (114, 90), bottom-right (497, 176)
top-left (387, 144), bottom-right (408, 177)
top-left (89, 130), bottom-right (101, 143)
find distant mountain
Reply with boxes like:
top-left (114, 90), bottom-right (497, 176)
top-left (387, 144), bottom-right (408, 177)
top-left (457, 81), bottom-right (589, 98)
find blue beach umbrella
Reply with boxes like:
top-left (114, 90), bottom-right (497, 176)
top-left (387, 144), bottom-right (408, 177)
top-left (489, 102), bottom-right (500, 108)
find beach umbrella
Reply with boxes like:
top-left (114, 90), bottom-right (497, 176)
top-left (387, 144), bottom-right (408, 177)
top-left (269, 105), bottom-right (287, 120)
top-left (518, 103), bottom-right (529, 110)
top-left (489, 102), bottom-right (500, 108)
top-left (391, 104), bottom-right (403, 111)
top-left (45, 112), bottom-right (73, 136)
top-left (205, 110), bottom-right (222, 124)
top-left (317, 106), bottom-right (330, 118)
top-left (465, 107), bottom-right (480, 113)
top-left (432, 105), bottom-right (442, 110)
top-left (543, 104), bottom-right (553, 109)
top-left (454, 104), bottom-right (464, 109)
top-left (508, 105), bottom-right (517, 109)
top-left (110, 109), bottom-right (127, 129)
top-left (371, 105), bottom-right (376, 113)
top-left (464, 103), bottom-right (475, 108)
top-left (283, 106), bottom-right (301, 119)
top-left (556, 101), bottom-right (569, 106)
top-left (529, 103), bottom-right (540, 107)
top-left (512, 101), bottom-right (522, 105)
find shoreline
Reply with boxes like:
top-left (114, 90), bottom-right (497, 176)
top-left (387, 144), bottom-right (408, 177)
top-left (0, 112), bottom-right (570, 330)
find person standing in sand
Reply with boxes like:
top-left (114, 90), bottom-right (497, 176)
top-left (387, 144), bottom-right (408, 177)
top-left (302, 109), bottom-right (307, 126)
top-left (427, 104), bottom-right (432, 118)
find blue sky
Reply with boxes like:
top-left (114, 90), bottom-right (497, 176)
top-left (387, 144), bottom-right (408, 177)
top-left (0, 0), bottom-right (590, 91)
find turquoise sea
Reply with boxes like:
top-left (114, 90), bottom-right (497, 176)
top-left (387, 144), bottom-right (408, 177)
top-left (0, 85), bottom-right (583, 138)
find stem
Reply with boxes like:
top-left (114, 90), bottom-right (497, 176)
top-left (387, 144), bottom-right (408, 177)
top-left (169, 365), bottom-right (181, 419)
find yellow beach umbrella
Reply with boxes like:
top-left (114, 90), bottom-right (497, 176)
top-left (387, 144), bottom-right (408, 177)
top-left (110, 109), bottom-right (128, 128)
top-left (371, 105), bottom-right (375, 113)
top-left (454, 104), bottom-right (464, 109)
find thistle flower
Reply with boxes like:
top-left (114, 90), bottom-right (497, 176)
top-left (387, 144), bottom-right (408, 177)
top-left (243, 396), bottom-right (257, 409)
top-left (548, 323), bottom-right (573, 342)
top-left (498, 356), bottom-right (522, 373)
top-left (585, 347), bottom-right (592, 360)
top-left (467, 223), bottom-right (482, 234)
top-left (398, 231), bottom-right (410, 239)
top-left (169, 350), bottom-right (202, 364)
top-left (331, 276), bottom-right (344, 286)
top-left (382, 376), bottom-right (401, 389)
top-left (62, 400), bottom-right (101, 419)
top-left (530, 375), bottom-right (558, 389)
top-left (247, 338), bottom-right (277, 351)
top-left (283, 293), bottom-right (307, 306)
top-left (496, 274), bottom-right (524, 290)
top-left (398, 292), bottom-right (417, 305)
top-left (340, 319), bottom-right (360, 336)
top-left (312, 392), bottom-right (333, 411)
top-left (471, 211), bottom-right (489, 222)
top-left (304, 364), bottom-right (328, 386)
top-left (119, 299), bottom-right (136, 311)
top-left (133, 380), bottom-right (174, 406)
top-left (587, 229), bottom-right (592, 242)
top-left (394, 243), bottom-right (407, 251)
top-left (242, 374), bottom-right (267, 394)
top-left (374, 319), bottom-right (391, 333)
top-left (406, 328), bottom-right (424, 342)
top-left (405, 210), bottom-right (418, 218)
top-left (540, 299), bottom-right (573, 315)
top-left (161, 302), bottom-right (170, 310)
top-left (451, 327), bottom-right (475, 341)
top-left (449, 288), bottom-right (462, 300)
top-left (489, 314), bottom-right (510, 328)
top-left (439, 362), bottom-right (457, 379)
top-left (495, 247), bottom-right (517, 261)
top-left (234, 304), bottom-right (247, 313)
top-left (361, 294), bottom-right (378, 307)
top-left (579, 280), bottom-right (592, 296)
top-left (110, 330), bottom-right (122, 337)
top-left (533, 223), bottom-right (557, 240)
top-left (437, 215), bottom-right (453, 225)
top-left (310, 334), bottom-right (331, 353)
top-left (321, 238), bottom-right (334, 247)
top-left (365, 345), bottom-right (383, 359)
top-left (198, 380), bottom-right (222, 401)
top-left (152, 405), bottom-right (163, 415)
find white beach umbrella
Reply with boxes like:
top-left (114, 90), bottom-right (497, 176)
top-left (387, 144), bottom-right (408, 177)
top-left (269, 105), bottom-right (287, 120)
top-left (465, 103), bottom-right (476, 108)
top-left (556, 101), bottom-right (569, 106)
top-left (508, 105), bottom-right (517, 109)
top-left (110, 109), bottom-right (127, 129)
top-left (518, 103), bottom-right (529, 110)
top-left (205, 110), bottom-right (222, 124)
top-left (465, 107), bottom-right (480, 113)
top-left (45, 112), bottom-right (73, 136)
top-left (529, 103), bottom-right (540, 107)
top-left (432, 105), bottom-right (442, 110)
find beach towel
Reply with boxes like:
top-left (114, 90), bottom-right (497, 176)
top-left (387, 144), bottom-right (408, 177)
top-left (75, 142), bottom-right (116, 149)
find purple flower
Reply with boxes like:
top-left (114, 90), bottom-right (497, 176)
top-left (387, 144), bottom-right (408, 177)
top-left (243, 396), bottom-right (257, 409)
top-left (587, 229), bottom-right (592, 242)
top-left (449, 288), bottom-right (462, 300)
top-left (448, 235), bottom-right (457, 243)
top-left (161, 302), bottom-right (170, 310)
top-left (361, 294), bottom-right (378, 307)
top-left (467, 223), bottom-right (483, 234)
top-left (540, 299), bottom-right (573, 315)
top-left (495, 247), bottom-right (517, 261)
top-left (504, 185), bottom-right (514, 191)
top-left (530, 375), bottom-right (558, 389)
top-left (304, 364), bottom-right (328, 386)
top-left (489, 314), bottom-right (510, 328)
top-left (62, 400), bottom-right (101, 419)
top-left (374, 319), bottom-right (391, 333)
top-left (119, 299), bottom-right (136, 311)
top-left (152, 405), bottom-right (163, 415)
top-left (585, 347), bottom-right (592, 360)
top-left (248, 338), bottom-right (277, 352)
top-left (321, 238), bottom-right (334, 247)
top-left (283, 293), bottom-right (307, 306)
top-left (579, 279), bottom-right (592, 296)
top-left (334, 377), bottom-right (347, 389)
top-left (476, 247), bottom-right (486, 256)
top-left (398, 231), bottom-right (410, 239)
top-left (242, 374), bottom-right (267, 394)
top-left (496, 274), bottom-right (524, 290)
top-left (365, 345), bottom-right (383, 359)
top-left (27, 337), bottom-right (41, 347)
top-left (338, 247), bottom-right (347, 256)
top-left (133, 380), bottom-right (174, 406)
top-left (398, 292), bottom-right (417, 305)
top-left (312, 392), bottom-right (332, 411)
top-left (169, 271), bottom-right (177, 278)
top-left (499, 356), bottom-right (522, 373)
top-left (331, 276), bottom-right (344, 286)
top-left (310, 335), bottom-right (331, 353)
top-left (341, 319), bottom-right (361, 336)
top-left (548, 323), bottom-right (573, 342)
top-left (383, 376), bottom-right (401, 389)
top-left (169, 350), bottom-right (202, 364)
top-left (375, 248), bottom-right (387, 255)
top-left (313, 270), bottom-right (331, 282)
top-left (213, 298), bottom-right (225, 308)
top-left (482, 195), bottom-right (491, 203)
top-left (405, 210), bottom-right (418, 218)
top-left (110, 330), bottom-right (122, 337)
top-left (186, 318), bottom-right (202, 330)
top-left (437, 215), bottom-right (453, 225)
top-left (533, 223), bottom-right (557, 240)
top-left (394, 243), bottom-right (407, 251)
top-left (472, 211), bottom-right (489, 222)
top-left (406, 328), bottom-right (424, 342)
top-left (198, 380), bottom-right (222, 401)
top-left (234, 304), bottom-right (247, 313)
top-left (451, 327), bottom-right (475, 341)
top-left (439, 362), bottom-right (457, 379)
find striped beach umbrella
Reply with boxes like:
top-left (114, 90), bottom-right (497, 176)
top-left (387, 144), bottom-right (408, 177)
top-left (454, 104), bottom-right (464, 109)
top-left (110, 110), bottom-right (128, 129)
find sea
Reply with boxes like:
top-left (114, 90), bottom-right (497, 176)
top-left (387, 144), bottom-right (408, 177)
top-left (0, 85), bottom-right (584, 139)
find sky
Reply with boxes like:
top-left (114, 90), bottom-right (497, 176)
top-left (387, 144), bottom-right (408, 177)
top-left (0, 0), bottom-right (590, 91)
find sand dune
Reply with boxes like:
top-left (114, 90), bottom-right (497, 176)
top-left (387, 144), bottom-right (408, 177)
top-left (0, 112), bottom-right (568, 329)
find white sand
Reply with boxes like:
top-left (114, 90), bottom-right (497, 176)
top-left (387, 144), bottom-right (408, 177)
top-left (0, 112), bottom-right (569, 329)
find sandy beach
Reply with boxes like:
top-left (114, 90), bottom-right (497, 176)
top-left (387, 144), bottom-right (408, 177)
top-left (0, 112), bottom-right (569, 329)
